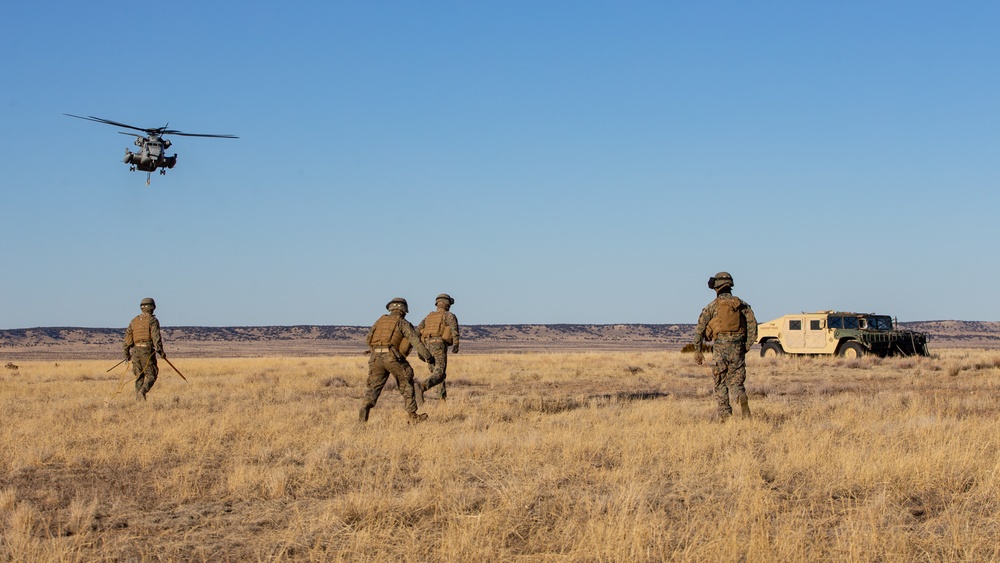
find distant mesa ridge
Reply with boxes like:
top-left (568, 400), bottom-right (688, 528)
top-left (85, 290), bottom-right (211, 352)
top-left (1, 322), bottom-right (998, 359)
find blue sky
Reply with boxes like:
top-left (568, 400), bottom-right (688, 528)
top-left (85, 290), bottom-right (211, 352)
top-left (2, 2), bottom-right (999, 328)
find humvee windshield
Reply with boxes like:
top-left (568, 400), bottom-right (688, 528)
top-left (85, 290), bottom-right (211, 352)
top-left (866, 316), bottom-right (894, 331)
top-left (826, 314), bottom-right (893, 331)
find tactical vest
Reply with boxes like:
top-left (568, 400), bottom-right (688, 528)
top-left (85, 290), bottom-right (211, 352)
top-left (421, 311), bottom-right (445, 339)
top-left (422, 311), bottom-right (455, 344)
top-left (368, 315), bottom-right (404, 349)
top-left (130, 314), bottom-right (153, 342)
top-left (708, 296), bottom-right (745, 337)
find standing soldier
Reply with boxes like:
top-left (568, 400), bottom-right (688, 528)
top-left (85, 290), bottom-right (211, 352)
top-left (360, 298), bottom-right (435, 423)
top-left (692, 272), bottom-right (758, 420)
top-left (414, 293), bottom-right (460, 404)
top-left (123, 297), bottom-right (166, 401)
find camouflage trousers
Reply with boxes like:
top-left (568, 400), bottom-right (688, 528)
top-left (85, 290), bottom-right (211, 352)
top-left (423, 339), bottom-right (450, 399)
top-left (362, 352), bottom-right (418, 415)
top-left (131, 347), bottom-right (158, 399)
top-left (711, 339), bottom-right (747, 417)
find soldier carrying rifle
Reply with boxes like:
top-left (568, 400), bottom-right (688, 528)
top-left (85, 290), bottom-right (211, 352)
top-left (123, 297), bottom-right (167, 401)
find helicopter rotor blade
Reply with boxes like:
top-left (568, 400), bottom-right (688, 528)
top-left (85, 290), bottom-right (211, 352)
top-left (66, 114), bottom-right (237, 139)
top-left (164, 131), bottom-right (239, 139)
top-left (64, 113), bottom-right (155, 134)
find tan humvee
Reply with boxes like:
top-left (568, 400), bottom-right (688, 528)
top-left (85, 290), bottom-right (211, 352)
top-left (756, 311), bottom-right (929, 359)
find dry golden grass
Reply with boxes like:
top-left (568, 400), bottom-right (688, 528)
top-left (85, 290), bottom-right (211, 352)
top-left (2, 349), bottom-right (1000, 561)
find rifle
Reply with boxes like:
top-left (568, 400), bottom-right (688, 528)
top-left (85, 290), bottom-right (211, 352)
top-left (106, 358), bottom-right (128, 373)
top-left (161, 355), bottom-right (188, 382)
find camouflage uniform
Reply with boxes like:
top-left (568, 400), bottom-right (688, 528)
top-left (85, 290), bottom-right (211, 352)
top-left (415, 294), bottom-right (460, 401)
top-left (360, 298), bottom-right (434, 423)
top-left (693, 273), bottom-right (758, 419)
top-left (123, 298), bottom-right (166, 401)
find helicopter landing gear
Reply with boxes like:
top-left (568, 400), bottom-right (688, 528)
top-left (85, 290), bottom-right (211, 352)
top-left (159, 169), bottom-right (166, 175)
top-left (129, 165), bottom-right (136, 172)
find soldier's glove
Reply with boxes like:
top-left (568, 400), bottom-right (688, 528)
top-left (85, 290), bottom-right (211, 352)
top-left (694, 351), bottom-right (704, 365)
top-left (159, 351), bottom-right (167, 359)
top-left (452, 343), bottom-right (459, 354)
top-left (124, 356), bottom-right (131, 363)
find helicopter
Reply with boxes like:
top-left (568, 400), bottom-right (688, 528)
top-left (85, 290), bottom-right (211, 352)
top-left (65, 114), bottom-right (237, 185)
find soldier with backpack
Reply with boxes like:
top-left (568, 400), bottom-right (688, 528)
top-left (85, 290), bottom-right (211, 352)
top-left (692, 272), bottom-right (758, 420)
top-left (123, 297), bottom-right (167, 401)
top-left (360, 298), bottom-right (434, 423)
top-left (414, 294), bottom-right (460, 404)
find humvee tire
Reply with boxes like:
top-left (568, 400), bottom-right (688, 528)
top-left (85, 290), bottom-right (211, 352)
top-left (760, 341), bottom-right (784, 358)
top-left (838, 341), bottom-right (866, 359)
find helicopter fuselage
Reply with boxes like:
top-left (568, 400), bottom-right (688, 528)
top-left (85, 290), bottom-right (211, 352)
top-left (124, 135), bottom-right (177, 172)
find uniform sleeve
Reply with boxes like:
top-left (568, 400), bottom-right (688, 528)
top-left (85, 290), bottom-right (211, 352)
top-left (365, 324), bottom-right (376, 347)
top-left (150, 316), bottom-right (164, 355)
top-left (401, 320), bottom-right (432, 359)
top-left (446, 312), bottom-right (460, 346)
top-left (123, 321), bottom-right (134, 357)
top-left (693, 303), bottom-right (714, 346)
top-left (743, 301), bottom-right (758, 345)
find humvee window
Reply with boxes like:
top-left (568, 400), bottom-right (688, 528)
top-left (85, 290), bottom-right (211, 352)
top-left (828, 316), bottom-right (843, 329)
top-left (810, 320), bottom-right (822, 330)
top-left (789, 320), bottom-right (802, 330)
top-left (869, 316), bottom-right (893, 330)
top-left (843, 317), bottom-right (859, 329)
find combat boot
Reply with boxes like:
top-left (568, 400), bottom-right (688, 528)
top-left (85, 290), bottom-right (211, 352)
top-left (739, 396), bottom-right (751, 418)
top-left (408, 412), bottom-right (428, 424)
top-left (414, 380), bottom-right (425, 406)
top-left (359, 406), bottom-right (370, 423)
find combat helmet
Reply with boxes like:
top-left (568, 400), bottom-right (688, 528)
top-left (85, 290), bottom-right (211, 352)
top-left (707, 272), bottom-right (734, 290)
top-left (385, 297), bottom-right (408, 313)
top-left (140, 297), bottom-right (156, 310)
top-left (435, 293), bottom-right (455, 305)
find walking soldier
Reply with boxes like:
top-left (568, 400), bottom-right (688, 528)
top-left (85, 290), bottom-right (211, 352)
top-left (693, 272), bottom-right (758, 420)
top-left (123, 297), bottom-right (166, 401)
top-left (415, 293), bottom-right (460, 404)
top-left (360, 298), bottom-right (435, 423)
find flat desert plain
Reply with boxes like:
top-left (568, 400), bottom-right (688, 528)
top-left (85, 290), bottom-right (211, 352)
top-left (2, 320), bottom-right (999, 360)
top-left (2, 349), bottom-right (999, 561)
